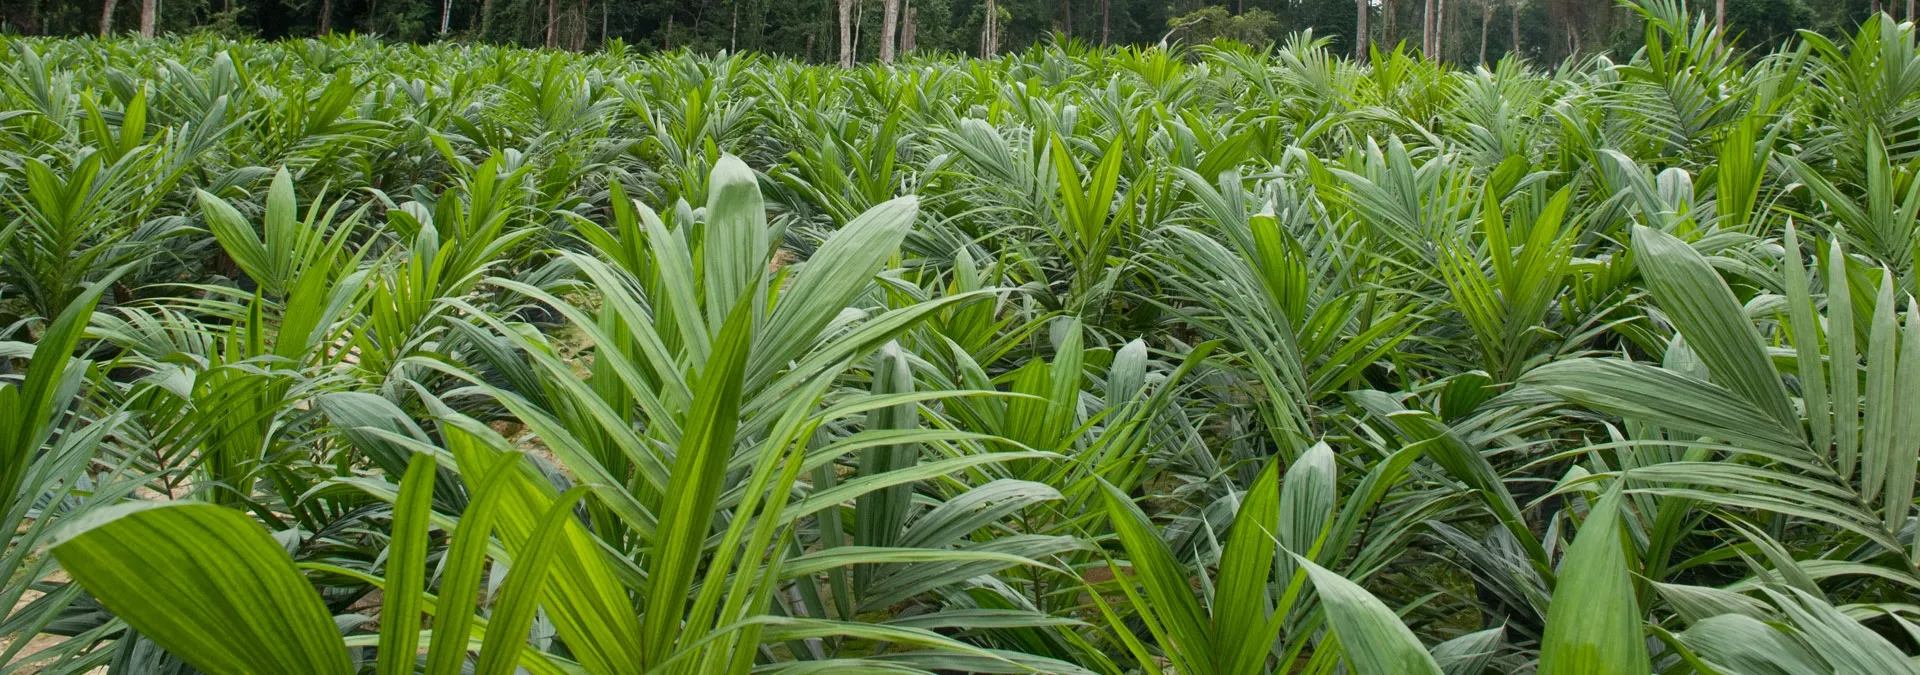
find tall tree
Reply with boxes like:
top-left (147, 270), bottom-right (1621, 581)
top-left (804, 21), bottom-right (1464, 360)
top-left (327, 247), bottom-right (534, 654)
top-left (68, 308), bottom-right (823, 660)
top-left (1423, 0), bottom-right (1443, 58)
top-left (546, 0), bottom-right (558, 47)
top-left (100, 0), bottom-right (115, 36)
top-left (1386, 0), bottom-right (1397, 48)
top-left (1479, 0), bottom-right (1492, 64)
top-left (576, 0), bottom-right (590, 48)
top-left (1102, 0), bottom-right (1111, 45)
top-left (1423, 0), bottom-right (1435, 56)
top-left (982, 0), bottom-right (1000, 55)
top-left (1565, 0), bottom-right (1580, 58)
top-left (1716, 0), bottom-right (1724, 33)
top-left (1511, 0), bottom-right (1521, 58)
top-left (138, 0), bottom-right (152, 36)
top-left (879, 0), bottom-right (900, 61)
top-left (1357, 0), bottom-right (1369, 61)
top-left (839, 0), bottom-right (854, 66)
top-left (901, 2), bottom-right (916, 52)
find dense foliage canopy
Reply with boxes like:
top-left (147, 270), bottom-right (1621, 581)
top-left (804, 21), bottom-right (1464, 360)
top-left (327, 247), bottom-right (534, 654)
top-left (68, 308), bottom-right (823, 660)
top-left (5, 1), bottom-right (1920, 673)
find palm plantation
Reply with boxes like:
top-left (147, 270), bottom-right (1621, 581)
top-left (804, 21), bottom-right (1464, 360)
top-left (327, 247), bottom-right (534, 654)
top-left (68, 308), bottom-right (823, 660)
top-left (4, 2), bottom-right (1920, 673)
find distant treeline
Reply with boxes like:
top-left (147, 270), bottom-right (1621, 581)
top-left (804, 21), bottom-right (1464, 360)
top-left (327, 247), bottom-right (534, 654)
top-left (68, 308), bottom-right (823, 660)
top-left (0, 0), bottom-right (1888, 63)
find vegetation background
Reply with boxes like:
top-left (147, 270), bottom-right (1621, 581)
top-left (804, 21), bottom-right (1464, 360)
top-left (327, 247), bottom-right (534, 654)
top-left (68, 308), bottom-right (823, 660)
top-left (0, 0), bottom-right (1886, 67)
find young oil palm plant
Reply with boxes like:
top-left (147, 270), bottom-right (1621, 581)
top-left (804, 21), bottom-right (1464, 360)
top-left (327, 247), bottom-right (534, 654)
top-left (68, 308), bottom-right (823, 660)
top-left (0, 276), bottom-right (149, 675)
top-left (1519, 222), bottom-right (1920, 670)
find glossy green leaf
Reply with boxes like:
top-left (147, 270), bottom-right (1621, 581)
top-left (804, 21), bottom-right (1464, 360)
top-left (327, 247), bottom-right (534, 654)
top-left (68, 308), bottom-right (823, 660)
top-left (1296, 555), bottom-right (1443, 675)
top-left (51, 502), bottom-right (352, 675)
top-left (1538, 484), bottom-right (1650, 675)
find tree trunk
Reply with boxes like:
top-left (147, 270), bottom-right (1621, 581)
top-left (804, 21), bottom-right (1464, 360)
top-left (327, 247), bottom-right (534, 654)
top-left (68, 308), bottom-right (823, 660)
top-left (811, 0), bottom-right (824, 60)
top-left (901, 3), bottom-right (915, 53)
top-left (1422, 0), bottom-right (1436, 58)
top-left (983, 0), bottom-right (999, 55)
top-left (1715, 0), bottom-right (1723, 34)
top-left (1101, 0), bottom-right (1110, 45)
top-left (575, 0), bottom-right (588, 49)
top-left (138, 0), bottom-right (153, 37)
top-left (1572, 0), bottom-right (1582, 54)
top-left (439, 0), bottom-right (451, 34)
top-left (878, 0), bottom-right (899, 62)
top-left (1357, 0), bottom-right (1369, 61)
top-left (1385, 0), bottom-right (1397, 48)
top-left (839, 0), bottom-right (854, 66)
top-left (1435, 0), bottom-right (1445, 62)
top-left (1063, 0), bottom-right (1071, 39)
top-left (983, 0), bottom-right (998, 55)
top-left (545, 0), bottom-right (557, 47)
top-left (100, 0), bottom-right (116, 36)
top-left (1511, 0), bottom-right (1520, 58)
top-left (1479, 0), bottom-right (1492, 64)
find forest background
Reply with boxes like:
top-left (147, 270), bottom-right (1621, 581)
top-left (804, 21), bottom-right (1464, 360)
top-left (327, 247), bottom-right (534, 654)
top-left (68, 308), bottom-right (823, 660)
top-left (3, 0), bottom-right (1885, 68)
